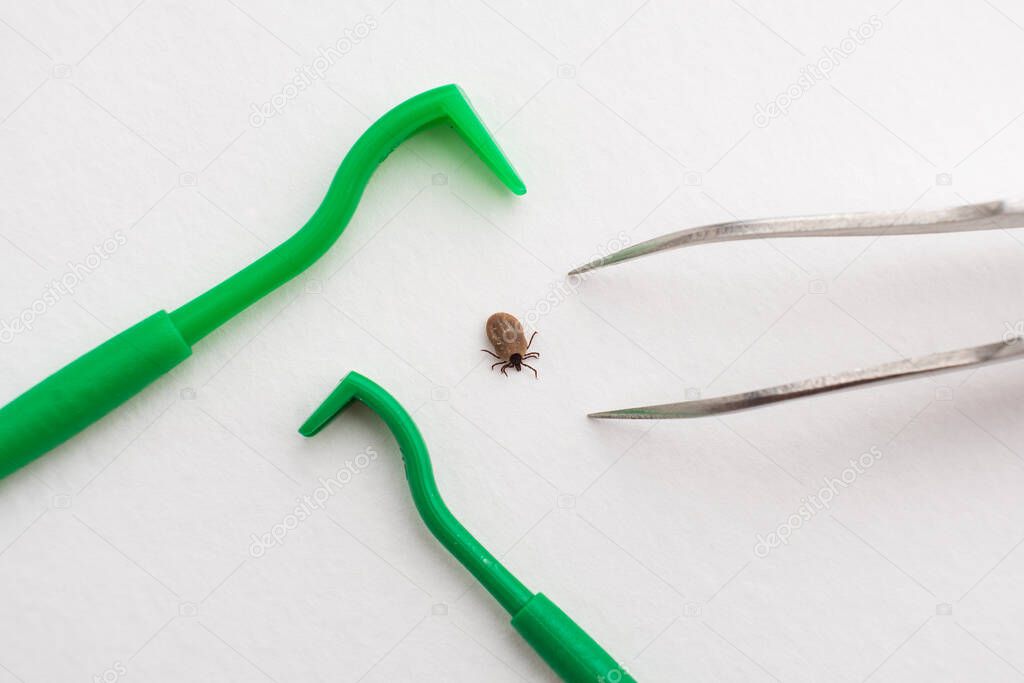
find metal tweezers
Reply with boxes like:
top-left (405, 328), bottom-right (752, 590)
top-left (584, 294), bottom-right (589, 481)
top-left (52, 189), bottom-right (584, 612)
top-left (570, 198), bottom-right (1024, 419)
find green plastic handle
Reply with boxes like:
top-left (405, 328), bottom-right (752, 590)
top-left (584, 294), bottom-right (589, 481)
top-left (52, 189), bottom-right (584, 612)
top-left (513, 593), bottom-right (637, 683)
top-left (0, 312), bottom-right (191, 479)
top-left (301, 372), bottom-right (637, 683)
top-left (0, 85), bottom-right (524, 478)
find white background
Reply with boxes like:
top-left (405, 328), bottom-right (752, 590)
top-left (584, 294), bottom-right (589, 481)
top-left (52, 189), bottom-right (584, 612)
top-left (2, 1), bottom-right (1024, 681)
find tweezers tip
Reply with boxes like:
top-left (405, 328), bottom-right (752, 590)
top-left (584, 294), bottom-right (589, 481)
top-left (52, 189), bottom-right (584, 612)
top-left (568, 244), bottom-right (642, 276)
top-left (588, 409), bottom-right (651, 419)
top-left (589, 403), bottom-right (714, 419)
top-left (567, 261), bottom-right (599, 276)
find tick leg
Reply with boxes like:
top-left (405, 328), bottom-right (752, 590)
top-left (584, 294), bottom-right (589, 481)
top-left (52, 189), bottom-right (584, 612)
top-left (501, 363), bottom-right (510, 377)
top-left (523, 352), bottom-right (540, 359)
top-left (491, 360), bottom-right (505, 371)
top-left (522, 362), bottom-right (538, 379)
top-left (526, 331), bottom-right (538, 349)
top-left (481, 349), bottom-right (502, 359)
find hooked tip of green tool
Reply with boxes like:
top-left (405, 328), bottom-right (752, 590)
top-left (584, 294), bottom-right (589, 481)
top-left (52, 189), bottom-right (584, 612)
top-left (298, 373), bottom-right (363, 437)
top-left (442, 83), bottom-right (526, 196)
top-left (298, 372), bottom-right (386, 437)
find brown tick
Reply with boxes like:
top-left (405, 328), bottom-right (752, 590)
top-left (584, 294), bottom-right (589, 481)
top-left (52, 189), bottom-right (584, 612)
top-left (482, 312), bottom-right (540, 378)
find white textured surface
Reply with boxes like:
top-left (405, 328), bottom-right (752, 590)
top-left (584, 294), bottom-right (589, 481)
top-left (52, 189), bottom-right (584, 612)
top-left (2, 1), bottom-right (1024, 681)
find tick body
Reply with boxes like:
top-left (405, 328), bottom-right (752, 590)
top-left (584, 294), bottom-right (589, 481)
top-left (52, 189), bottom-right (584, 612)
top-left (482, 312), bottom-right (540, 378)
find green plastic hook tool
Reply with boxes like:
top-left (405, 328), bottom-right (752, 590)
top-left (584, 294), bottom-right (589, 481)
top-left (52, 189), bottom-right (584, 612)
top-left (300, 372), bottom-right (637, 683)
top-left (0, 85), bottom-right (525, 480)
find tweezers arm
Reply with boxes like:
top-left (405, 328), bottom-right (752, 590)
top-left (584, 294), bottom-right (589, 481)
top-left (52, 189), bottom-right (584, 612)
top-left (571, 198), bottom-right (1024, 274)
top-left (590, 339), bottom-right (1024, 419)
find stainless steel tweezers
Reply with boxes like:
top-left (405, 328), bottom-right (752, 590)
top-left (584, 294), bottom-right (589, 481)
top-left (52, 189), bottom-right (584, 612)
top-left (571, 198), bottom-right (1024, 419)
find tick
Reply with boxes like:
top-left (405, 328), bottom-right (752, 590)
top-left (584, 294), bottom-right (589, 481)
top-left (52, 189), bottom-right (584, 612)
top-left (482, 312), bottom-right (540, 378)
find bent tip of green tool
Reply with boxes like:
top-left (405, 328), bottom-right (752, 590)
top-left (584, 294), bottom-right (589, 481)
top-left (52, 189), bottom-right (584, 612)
top-left (0, 84), bottom-right (524, 481)
top-left (301, 372), bottom-right (637, 683)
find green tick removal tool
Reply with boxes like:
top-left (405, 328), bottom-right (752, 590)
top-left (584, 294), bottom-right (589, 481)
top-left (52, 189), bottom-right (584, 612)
top-left (0, 85), bottom-right (525, 479)
top-left (301, 372), bottom-right (636, 683)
